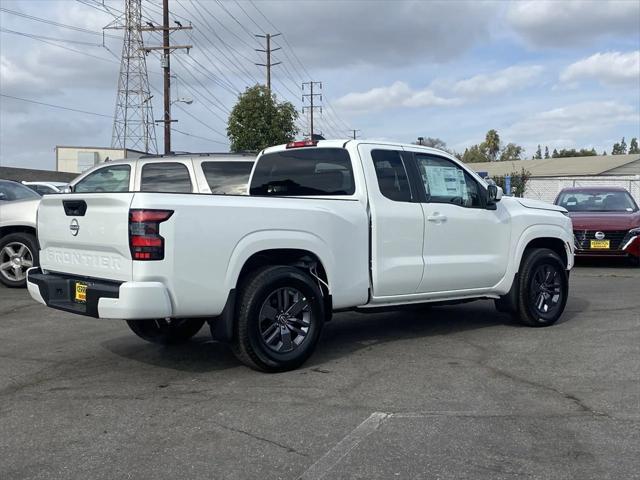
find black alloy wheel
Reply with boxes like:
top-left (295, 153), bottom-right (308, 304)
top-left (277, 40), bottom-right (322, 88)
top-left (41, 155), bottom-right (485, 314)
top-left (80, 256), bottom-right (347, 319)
top-left (126, 318), bottom-right (205, 344)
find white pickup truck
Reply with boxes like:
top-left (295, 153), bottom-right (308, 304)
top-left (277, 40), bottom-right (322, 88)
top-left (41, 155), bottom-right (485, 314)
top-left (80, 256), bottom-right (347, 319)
top-left (27, 140), bottom-right (574, 371)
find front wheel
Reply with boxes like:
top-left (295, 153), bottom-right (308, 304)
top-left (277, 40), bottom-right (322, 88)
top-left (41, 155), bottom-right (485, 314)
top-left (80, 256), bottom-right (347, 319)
top-left (126, 318), bottom-right (205, 344)
top-left (232, 266), bottom-right (325, 372)
top-left (515, 248), bottom-right (568, 327)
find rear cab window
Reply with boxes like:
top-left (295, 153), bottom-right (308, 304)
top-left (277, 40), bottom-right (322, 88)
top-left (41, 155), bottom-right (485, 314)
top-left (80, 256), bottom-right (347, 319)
top-left (250, 148), bottom-right (355, 196)
top-left (201, 161), bottom-right (254, 195)
top-left (140, 162), bottom-right (193, 193)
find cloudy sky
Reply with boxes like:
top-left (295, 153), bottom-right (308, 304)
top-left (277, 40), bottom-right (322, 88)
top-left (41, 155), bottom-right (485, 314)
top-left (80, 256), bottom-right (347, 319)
top-left (0, 0), bottom-right (639, 170)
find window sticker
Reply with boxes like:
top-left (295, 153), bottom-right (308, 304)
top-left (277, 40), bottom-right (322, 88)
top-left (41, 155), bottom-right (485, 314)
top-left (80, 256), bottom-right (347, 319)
top-left (425, 166), bottom-right (467, 200)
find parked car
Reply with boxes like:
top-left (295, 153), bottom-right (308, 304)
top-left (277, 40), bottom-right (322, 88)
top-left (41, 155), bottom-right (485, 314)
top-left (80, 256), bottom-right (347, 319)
top-left (66, 153), bottom-right (255, 194)
top-left (27, 140), bottom-right (574, 371)
top-left (22, 181), bottom-right (69, 195)
top-left (554, 187), bottom-right (640, 265)
top-left (0, 179), bottom-right (41, 287)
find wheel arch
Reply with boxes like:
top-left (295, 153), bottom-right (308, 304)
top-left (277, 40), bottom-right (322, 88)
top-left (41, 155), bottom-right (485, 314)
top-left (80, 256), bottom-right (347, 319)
top-left (523, 237), bottom-right (569, 268)
top-left (225, 231), bottom-right (335, 295)
top-left (0, 225), bottom-right (37, 239)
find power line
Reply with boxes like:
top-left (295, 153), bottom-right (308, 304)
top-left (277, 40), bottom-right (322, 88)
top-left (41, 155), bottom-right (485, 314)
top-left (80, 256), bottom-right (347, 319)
top-left (0, 94), bottom-right (113, 118)
top-left (0, 27), bottom-right (103, 46)
top-left (0, 29), bottom-right (119, 64)
top-left (172, 128), bottom-right (227, 145)
top-left (0, 7), bottom-right (121, 39)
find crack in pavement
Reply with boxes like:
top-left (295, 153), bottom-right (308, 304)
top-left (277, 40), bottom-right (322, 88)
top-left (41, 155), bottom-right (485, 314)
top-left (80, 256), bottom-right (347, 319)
top-left (458, 338), bottom-right (610, 419)
top-left (211, 420), bottom-right (309, 457)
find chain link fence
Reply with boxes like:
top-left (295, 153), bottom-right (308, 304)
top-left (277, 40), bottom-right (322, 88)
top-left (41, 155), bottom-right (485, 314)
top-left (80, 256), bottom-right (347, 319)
top-left (525, 176), bottom-right (640, 204)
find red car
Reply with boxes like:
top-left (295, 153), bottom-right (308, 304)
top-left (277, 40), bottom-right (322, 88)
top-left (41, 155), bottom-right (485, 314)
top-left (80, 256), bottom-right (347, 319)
top-left (554, 187), bottom-right (640, 264)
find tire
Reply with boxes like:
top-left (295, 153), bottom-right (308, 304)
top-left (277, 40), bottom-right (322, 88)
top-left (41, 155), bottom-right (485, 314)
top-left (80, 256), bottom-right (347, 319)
top-left (126, 318), bottom-right (205, 344)
top-left (515, 248), bottom-right (568, 327)
top-left (0, 232), bottom-right (38, 288)
top-left (232, 265), bottom-right (325, 372)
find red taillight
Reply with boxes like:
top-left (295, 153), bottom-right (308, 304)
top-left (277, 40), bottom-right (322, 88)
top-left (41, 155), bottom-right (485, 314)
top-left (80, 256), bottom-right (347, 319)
top-left (129, 209), bottom-right (173, 261)
top-left (286, 140), bottom-right (318, 148)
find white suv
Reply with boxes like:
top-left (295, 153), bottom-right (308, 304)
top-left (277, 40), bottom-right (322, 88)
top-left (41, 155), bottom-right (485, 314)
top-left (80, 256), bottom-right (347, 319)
top-left (68, 153), bottom-right (256, 195)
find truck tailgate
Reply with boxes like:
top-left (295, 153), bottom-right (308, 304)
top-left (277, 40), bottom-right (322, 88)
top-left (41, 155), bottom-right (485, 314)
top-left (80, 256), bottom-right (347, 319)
top-left (37, 193), bottom-right (134, 282)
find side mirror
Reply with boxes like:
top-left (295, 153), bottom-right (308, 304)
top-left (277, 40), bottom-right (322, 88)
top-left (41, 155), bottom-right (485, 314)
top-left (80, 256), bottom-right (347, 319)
top-left (62, 185), bottom-right (73, 193)
top-left (487, 185), bottom-right (503, 204)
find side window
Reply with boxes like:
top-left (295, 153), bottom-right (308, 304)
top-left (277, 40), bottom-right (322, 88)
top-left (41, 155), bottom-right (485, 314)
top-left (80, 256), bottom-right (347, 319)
top-left (74, 165), bottom-right (131, 193)
top-left (140, 162), bottom-right (192, 193)
top-left (371, 150), bottom-right (413, 202)
top-left (415, 154), bottom-right (482, 208)
top-left (201, 161), bottom-right (253, 195)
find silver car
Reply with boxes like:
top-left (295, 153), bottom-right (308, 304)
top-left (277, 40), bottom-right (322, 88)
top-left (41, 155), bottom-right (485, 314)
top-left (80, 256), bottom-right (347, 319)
top-left (0, 180), bottom-right (40, 287)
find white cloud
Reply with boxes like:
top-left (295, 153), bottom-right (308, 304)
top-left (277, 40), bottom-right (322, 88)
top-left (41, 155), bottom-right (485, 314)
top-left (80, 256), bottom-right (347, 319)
top-left (506, 101), bottom-right (639, 140)
top-left (560, 51), bottom-right (640, 86)
top-left (0, 55), bottom-right (55, 99)
top-left (251, 1), bottom-right (497, 67)
top-left (451, 65), bottom-right (544, 96)
top-left (334, 81), bottom-right (461, 113)
top-left (508, 0), bottom-right (640, 47)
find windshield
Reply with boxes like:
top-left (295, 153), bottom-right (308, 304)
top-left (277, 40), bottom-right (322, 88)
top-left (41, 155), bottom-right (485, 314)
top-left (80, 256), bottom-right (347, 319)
top-left (0, 180), bottom-right (41, 201)
top-left (556, 190), bottom-right (638, 212)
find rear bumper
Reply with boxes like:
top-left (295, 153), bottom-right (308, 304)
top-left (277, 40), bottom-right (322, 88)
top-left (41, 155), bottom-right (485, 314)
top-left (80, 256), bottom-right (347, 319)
top-left (26, 268), bottom-right (173, 319)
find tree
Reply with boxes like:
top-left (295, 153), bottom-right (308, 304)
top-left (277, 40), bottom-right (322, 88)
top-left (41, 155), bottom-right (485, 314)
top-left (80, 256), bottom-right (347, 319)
top-left (227, 85), bottom-right (298, 152)
top-left (484, 129), bottom-right (501, 161)
top-left (552, 148), bottom-right (559, 157)
top-left (552, 148), bottom-right (597, 158)
top-left (612, 137), bottom-right (628, 155)
top-left (492, 168), bottom-right (531, 197)
top-left (461, 144), bottom-right (490, 163)
top-left (534, 145), bottom-right (542, 159)
top-left (544, 146), bottom-right (550, 159)
top-left (630, 137), bottom-right (639, 154)
top-left (602, 150), bottom-right (607, 156)
top-left (499, 143), bottom-right (524, 162)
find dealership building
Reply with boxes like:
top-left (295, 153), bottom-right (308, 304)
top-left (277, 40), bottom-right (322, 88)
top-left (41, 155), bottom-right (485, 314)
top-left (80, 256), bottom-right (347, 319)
top-left (469, 154), bottom-right (640, 203)
top-left (55, 146), bottom-right (147, 174)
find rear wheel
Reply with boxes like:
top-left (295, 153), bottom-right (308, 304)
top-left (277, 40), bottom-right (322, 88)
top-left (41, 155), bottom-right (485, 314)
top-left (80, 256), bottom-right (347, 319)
top-left (232, 266), bottom-right (325, 372)
top-left (515, 248), bottom-right (568, 327)
top-left (126, 318), bottom-right (205, 344)
top-left (0, 232), bottom-right (38, 288)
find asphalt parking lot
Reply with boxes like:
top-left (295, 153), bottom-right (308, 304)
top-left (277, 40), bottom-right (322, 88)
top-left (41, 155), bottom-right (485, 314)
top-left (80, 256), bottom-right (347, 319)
top-left (1, 263), bottom-right (639, 480)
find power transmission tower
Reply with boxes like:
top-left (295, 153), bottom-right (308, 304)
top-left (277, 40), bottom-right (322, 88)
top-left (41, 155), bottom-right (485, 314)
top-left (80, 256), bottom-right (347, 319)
top-left (302, 81), bottom-right (322, 139)
top-left (255, 33), bottom-right (281, 93)
top-left (106, 0), bottom-right (157, 153)
top-left (141, 0), bottom-right (192, 154)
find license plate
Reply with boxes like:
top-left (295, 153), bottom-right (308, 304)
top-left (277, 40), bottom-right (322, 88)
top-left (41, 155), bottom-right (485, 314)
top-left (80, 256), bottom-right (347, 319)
top-left (75, 282), bottom-right (87, 303)
top-left (590, 240), bottom-right (610, 249)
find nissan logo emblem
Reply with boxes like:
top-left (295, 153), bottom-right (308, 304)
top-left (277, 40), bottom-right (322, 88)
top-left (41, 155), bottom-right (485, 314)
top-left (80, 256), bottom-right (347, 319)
top-left (595, 231), bottom-right (605, 240)
top-left (70, 219), bottom-right (80, 236)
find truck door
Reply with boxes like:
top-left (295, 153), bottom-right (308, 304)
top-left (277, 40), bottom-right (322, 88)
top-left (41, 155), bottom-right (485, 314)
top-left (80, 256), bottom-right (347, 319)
top-left (357, 144), bottom-right (424, 296)
top-left (412, 152), bottom-right (511, 293)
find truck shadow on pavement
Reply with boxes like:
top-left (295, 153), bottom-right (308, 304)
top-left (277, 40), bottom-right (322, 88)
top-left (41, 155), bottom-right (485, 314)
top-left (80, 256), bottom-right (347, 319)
top-left (100, 298), bottom-right (585, 373)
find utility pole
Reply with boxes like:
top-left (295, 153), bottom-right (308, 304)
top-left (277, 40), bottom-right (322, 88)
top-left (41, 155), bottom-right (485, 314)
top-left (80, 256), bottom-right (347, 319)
top-left (302, 81), bottom-right (322, 139)
top-left (141, 0), bottom-right (192, 154)
top-left (350, 129), bottom-right (361, 140)
top-left (255, 33), bottom-right (281, 93)
top-left (106, 0), bottom-right (157, 153)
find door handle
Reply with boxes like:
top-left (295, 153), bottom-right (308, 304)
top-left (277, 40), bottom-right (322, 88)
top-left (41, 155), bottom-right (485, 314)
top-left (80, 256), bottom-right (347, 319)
top-left (427, 213), bottom-right (447, 223)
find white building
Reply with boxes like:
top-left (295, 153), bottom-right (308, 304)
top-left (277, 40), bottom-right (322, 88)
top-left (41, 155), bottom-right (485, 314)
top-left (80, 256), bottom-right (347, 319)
top-left (55, 146), bottom-right (147, 173)
top-left (469, 154), bottom-right (640, 203)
